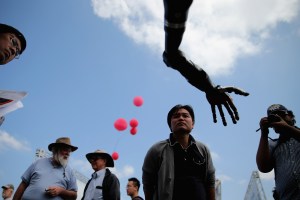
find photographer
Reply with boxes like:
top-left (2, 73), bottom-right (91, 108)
top-left (256, 104), bottom-right (300, 200)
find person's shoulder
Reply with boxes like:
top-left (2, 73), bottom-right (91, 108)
top-left (105, 168), bottom-right (117, 177)
top-left (32, 157), bottom-right (49, 165)
top-left (194, 140), bottom-right (208, 148)
top-left (148, 139), bottom-right (169, 152)
top-left (152, 139), bottom-right (169, 147)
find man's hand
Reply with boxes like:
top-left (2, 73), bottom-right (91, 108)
top-left (206, 85), bottom-right (249, 126)
top-left (45, 186), bottom-right (64, 197)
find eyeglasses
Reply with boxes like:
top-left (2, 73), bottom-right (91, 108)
top-left (88, 156), bottom-right (103, 162)
top-left (9, 36), bottom-right (21, 59)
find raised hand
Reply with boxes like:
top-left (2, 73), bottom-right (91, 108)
top-left (206, 85), bottom-right (249, 126)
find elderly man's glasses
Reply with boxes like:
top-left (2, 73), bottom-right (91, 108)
top-left (88, 156), bottom-right (103, 162)
top-left (10, 36), bottom-right (21, 59)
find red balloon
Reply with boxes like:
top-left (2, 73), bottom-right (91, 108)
top-left (133, 96), bottom-right (143, 107)
top-left (130, 127), bottom-right (137, 135)
top-left (129, 118), bottom-right (139, 128)
top-left (112, 152), bottom-right (119, 160)
top-left (114, 118), bottom-right (127, 131)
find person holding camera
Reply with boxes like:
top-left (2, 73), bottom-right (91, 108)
top-left (256, 104), bottom-right (300, 200)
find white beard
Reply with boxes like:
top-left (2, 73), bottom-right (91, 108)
top-left (54, 153), bottom-right (69, 168)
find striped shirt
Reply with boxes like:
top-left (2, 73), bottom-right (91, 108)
top-left (270, 137), bottom-right (300, 200)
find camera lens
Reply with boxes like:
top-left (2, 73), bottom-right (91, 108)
top-left (268, 114), bottom-right (281, 123)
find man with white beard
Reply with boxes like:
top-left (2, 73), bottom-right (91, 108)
top-left (13, 137), bottom-right (78, 200)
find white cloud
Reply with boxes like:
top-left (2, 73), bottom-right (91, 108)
top-left (111, 164), bottom-right (135, 179)
top-left (238, 179), bottom-right (247, 186)
top-left (91, 0), bottom-right (299, 76)
top-left (0, 130), bottom-right (31, 151)
top-left (70, 158), bottom-right (93, 176)
top-left (217, 174), bottom-right (233, 182)
top-left (211, 151), bottom-right (220, 162)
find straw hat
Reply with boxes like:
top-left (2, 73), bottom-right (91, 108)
top-left (48, 137), bottom-right (78, 152)
top-left (86, 149), bottom-right (114, 167)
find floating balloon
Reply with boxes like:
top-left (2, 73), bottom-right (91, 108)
top-left (133, 96), bottom-right (143, 107)
top-left (130, 127), bottom-right (137, 135)
top-left (129, 118), bottom-right (139, 128)
top-left (114, 118), bottom-right (127, 131)
top-left (112, 151), bottom-right (119, 160)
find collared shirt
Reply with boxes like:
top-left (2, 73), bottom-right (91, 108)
top-left (142, 133), bottom-right (215, 200)
top-left (83, 169), bottom-right (106, 200)
top-left (21, 157), bottom-right (77, 200)
top-left (170, 134), bottom-right (207, 200)
top-left (270, 137), bottom-right (300, 200)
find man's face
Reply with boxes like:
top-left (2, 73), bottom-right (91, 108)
top-left (54, 146), bottom-right (71, 167)
top-left (2, 188), bottom-right (13, 198)
top-left (170, 108), bottom-right (194, 133)
top-left (126, 181), bottom-right (137, 196)
top-left (0, 32), bottom-right (21, 65)
top-left (88, 156), bottom-right (106, 171)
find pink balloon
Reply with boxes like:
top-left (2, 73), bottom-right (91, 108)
top-left (133, 96), bottom-right (143, 107)
top-left (130, 127), bottom-right (137, 135)
top-left (114, 118), bottom-right (127, 131)
top-left (129, 118), bottom-right (139, 128)
top-left (112, 152), bottom-right (119, 160)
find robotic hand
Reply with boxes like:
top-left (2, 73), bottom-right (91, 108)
top-left (206, 86), bottom-right (249, 126)
top-left (163, 51), bottom-right (249, 126)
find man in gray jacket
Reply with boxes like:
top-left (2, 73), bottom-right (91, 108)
top-left (142, 104), bottom-right (215, 200)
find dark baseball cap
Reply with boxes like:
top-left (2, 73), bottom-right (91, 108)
top-left (267, 104), bottom-right (289, 116)
top-left (0, 23), bottom-right (26, 54)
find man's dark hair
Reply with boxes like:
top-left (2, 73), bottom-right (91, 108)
top-left (167, 104), bottom-right (195, 131)
top-left (128, 177), bottom-right (141, 191)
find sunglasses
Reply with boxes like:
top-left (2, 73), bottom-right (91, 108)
top-left (88, 156), bottom-right (104, 162)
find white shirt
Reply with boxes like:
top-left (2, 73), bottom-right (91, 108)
top-left (83, 169), bottom-right (106, 200)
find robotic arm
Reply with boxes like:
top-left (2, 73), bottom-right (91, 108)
top-left (163, 0), bottom-right (249, 126)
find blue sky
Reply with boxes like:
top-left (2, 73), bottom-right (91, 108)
top-left (1, 0), bottom-right (300, 199)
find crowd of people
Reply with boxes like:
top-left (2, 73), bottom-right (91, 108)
top-left (1, 103), bottom-right (298, 200)
top-left (1, 0), bottom-right (299, 199)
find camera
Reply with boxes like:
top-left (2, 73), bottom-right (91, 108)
top-left (268, 114), bottom-right (281, 125)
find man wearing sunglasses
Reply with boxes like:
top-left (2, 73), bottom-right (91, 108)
top-left (143, 104), bottom-right (215, 200)
top-left (82, 150), bottom-right (120, 200)
top-left (256, 104), bottom-right (300, 200)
